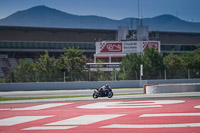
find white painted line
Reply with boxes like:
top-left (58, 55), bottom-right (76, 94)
top-left (101, 123), bottom-right (200, 128)
top-left (14, 103), bottom-right (72, 110)
top-left (0, 109), bottom-right (12, 110)
top-left (140, 113), bottom-right (200, 117)
top-left (0, 116), bottom-right (53, 126)
top-left (23, 126), bottom-right (77, 130)
top-left (194, 105), bottom-right (200, 109)
top-left (46, 114), bottom-right (125, 125)
top-left (0, 103), bottom-right (72, 110)
top-left (77, 102), bottom-right (161, 109)
top-left (120, 100), bottom-right (185, 105)
top-left (77, 100), bottom-right (184, 109)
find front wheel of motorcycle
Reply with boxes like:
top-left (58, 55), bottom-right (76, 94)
top-left (93, 93), bottom-right (98, 99)
top-left (108, 92), bottom-right (113, 98)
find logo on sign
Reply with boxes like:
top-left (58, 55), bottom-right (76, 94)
top-left (143, 42), bottom-right (159, 51)
top-left (100, 43), bottom-right (122, 52)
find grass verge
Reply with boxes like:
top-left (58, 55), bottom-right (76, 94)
top-left (0, 93), bottom-right (143, 101)
top-left (0, 95), bottom-right (91, 101)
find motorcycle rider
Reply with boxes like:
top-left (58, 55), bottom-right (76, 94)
top-left (101, 84), bottom-right (111, 95)
top-left (93, 84), bottom-right (113, 99)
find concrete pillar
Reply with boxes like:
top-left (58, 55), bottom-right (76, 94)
top-left (109, 56), bottom-right (111, 63)
top-left (94, 56), bottom-right (96, 63)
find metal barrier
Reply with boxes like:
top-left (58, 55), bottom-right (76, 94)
top-left (0, 79), bottom-right (199, 91)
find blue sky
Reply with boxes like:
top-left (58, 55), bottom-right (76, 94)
top-left (0, 0), bottom-right (200, 22)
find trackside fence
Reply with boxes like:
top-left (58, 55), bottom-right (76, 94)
top-left (0, 69), bottom-right (200, 83)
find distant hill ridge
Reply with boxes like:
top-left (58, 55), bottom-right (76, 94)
top-left (0, 5), bottom-right (200, 33)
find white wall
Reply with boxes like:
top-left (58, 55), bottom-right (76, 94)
top-left (146, 83), bottom-right (200, 94)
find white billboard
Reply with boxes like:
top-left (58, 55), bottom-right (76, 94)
top-left (123, 41), bottom-right (140, 53)
top-left (96, 41), bottom-right (160, 54)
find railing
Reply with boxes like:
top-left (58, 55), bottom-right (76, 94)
top-left (1, 69), bottom-right (200, 83)
top-left (0, 41), bottom-right (95, 50)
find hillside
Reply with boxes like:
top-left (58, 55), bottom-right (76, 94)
top-left (0, 5), bottom-right (200, 32)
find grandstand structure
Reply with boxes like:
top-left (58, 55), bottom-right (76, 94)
top-left (0, 26), bottom-right (200, 77)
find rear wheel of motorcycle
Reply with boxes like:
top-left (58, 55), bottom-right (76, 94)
top-left (108, 92), bottom-right (113, 98)
top-left (93, 93), bottom-right (98, 99)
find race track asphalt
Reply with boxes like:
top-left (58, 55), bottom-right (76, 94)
top-left (0, 97), bottom-right (200, 133)
top-left (0, 91), bottom-right (200, 104)
top-left (0, 88), bottom-right (143, 97)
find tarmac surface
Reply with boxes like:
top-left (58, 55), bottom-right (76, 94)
top-left (0, 90), bottom-right (199, 104)
top-left (0, 89), bottom-right (200, 133)
top-left (0, 88), bottom-right (143, 97)
top-left (0, 97), bottom-right (200, 133)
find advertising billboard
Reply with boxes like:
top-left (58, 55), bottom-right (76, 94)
top-left (100, 42), bottom-right (122, 52)
top-left (143, 41), bottom-right (159, 51)
top-left (96, 41), bottom-right (160, 54)
top-left (123, 41), bottom-right (139, 53)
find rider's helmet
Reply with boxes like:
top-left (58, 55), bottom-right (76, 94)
top-left (105, 84), bottom-right (109, 88)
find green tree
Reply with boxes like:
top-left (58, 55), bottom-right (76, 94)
top-left (192, 47), bottom-right (200, 69)
top-left (181, 47), bottom-right (200, 78)
top-left (10, 59), bottom-right (35, 82)
top-left (164, 52), bottom-right (184, 70)
top-left (57, 48), bottom-right (85, 81)
top-left (142, 48), bottom-right (164, 79)
top-left (164, 52), bottom-right (186, 79)
top-left (181, 51), bottom-right (195, 69)
top-left (180, 47), bottom-right (200, 70)
top-left (191, 47), bottom-right (200, 78)
top-left (34, 51), bottom-right (58, 82)
top-left (120, 48), bottom-right (164, 80)
top-left (120, 53), bottom-right (142, 80)
top-left (143, 48), bottom-right (164, 70)
top-left (56, 53), bottom-right (70, 81)
top-left (56, 52), bottom-right (69, 72)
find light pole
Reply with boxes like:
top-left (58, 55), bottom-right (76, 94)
top-left (140, 64), bottom-right (143, 80)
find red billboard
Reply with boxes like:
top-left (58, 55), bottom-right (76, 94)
top-left (100, 43), bottom-right (122, 52)
top-left (143, 42), bottom-right (159, 51)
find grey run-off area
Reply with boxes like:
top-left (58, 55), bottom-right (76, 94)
top-left (0, 88), bottom-right (142, 98)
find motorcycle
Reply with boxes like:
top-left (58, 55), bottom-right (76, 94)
top-left (93, 88), bottom-right (113, 99)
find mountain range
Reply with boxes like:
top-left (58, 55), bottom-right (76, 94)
top-left (0, 5), bottom-right (200, 33)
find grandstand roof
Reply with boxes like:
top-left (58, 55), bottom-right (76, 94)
top-left (1, 26), bottom-right (200, 44)
top-left (0, 26), bottom-right (116, 42)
